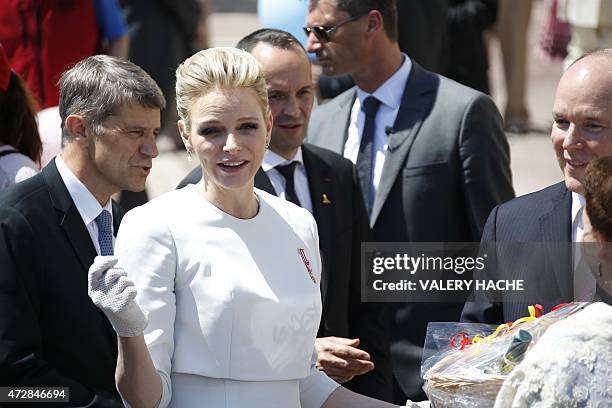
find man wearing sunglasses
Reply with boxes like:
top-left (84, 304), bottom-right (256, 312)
top-left (305, 0), bottom-right (515, 403)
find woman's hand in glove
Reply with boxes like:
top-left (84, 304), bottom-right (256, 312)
top-left (88, 256), bottom-right (148, 337)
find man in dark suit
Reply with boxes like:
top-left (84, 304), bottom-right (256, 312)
top-left (0, 55), bottom-right (165, 406)
top-left (462, 48), bottom-right (612, 324)
top-left (177, 29), bottom-right (391, 400)
top-left (304, 0), bottom-right (514, 402)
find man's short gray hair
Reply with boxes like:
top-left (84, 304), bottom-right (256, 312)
top-left (59, 55), bottom-right (166, 141)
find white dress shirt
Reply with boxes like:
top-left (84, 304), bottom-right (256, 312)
top-left (262, 147), bottom-right (313, 214)
top-left (571, 191), bottom-right (596, 300)
top-left (344, 54), bottom-right (412, 198)
top-left (571, 192), bottom-right (586, 243)
top-left (55, 155), bottom-right (114, 255)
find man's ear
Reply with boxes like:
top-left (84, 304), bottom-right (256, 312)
top-left (177, 120), bottom-right (192, 151)
top-left (367, 10), bottom-right (383, 34)
top-left (64, 115), bottom-right (89, 143)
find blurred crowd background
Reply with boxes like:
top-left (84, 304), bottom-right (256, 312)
top-left (2, 0), bottom-right (611, 204)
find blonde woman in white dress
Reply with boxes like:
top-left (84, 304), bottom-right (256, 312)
top-left (87, 47), bottom-right (406, 408)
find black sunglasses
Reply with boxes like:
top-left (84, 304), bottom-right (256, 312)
top-left (303, 12), bottom-right (369, 42)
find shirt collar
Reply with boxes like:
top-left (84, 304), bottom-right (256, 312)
top-left (55, 155), bottom-right (112, 225)
top-left (261, 146), bottom-right (304, 172)
top-left (356, 53), bottom-right (411, 110)
top-left (571, 191), bottom-right (586, 226)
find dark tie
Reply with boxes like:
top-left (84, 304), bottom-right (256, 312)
top-left (275, 162), bottom-right (302, 207)
top-left (95, 210), bottom-right (114, 256)
top-left (356, 96), bottom-right (381, 215)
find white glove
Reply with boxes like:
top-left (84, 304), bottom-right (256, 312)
top-left (88, 256), bottom-right (148, 337)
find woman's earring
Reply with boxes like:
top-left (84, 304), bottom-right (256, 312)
top-left (265, 139), bottom-right (270, 150)
top-left (187, 149), bottom-right (193, 162)
top-left (598, 262), bottom-right (603, 277)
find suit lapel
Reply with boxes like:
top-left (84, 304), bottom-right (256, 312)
top-left (371, 62), bottom-right (437, 225)
top-left (111, 201), bottom-right (124, 234)
top-left (43, 160), bottom-right (98, 271)
top-left (323, 90), bottom-right (356, 154)
top-left (302, 145), bottom-right (333, 303)
top-left (43, 160), bottom-right (118, 345)
top-left (539, 182), bottom-right (573, 301)
top-left (254, 168), bottom-right (276, 195)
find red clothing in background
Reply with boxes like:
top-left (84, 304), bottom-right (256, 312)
top-left (0, 0), bottom-right (100, 109)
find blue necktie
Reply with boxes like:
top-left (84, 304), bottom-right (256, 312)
top-left (95, 210), bottom-right (114, 256)
top-left (356, 96), bottom-right (381, 216)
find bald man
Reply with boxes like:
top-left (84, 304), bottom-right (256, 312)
top-left (462, 48), bottom-right (612, 323)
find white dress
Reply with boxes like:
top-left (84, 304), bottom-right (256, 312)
top-left (115, 185), bottom-right (339, 408)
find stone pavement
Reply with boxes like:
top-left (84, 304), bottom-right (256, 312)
top-left (147, 1), bottom-right (565, 199)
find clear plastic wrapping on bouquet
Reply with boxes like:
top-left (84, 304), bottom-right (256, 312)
top-left (420, 303), bottom-right (588, 408)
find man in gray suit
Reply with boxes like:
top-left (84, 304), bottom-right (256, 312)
top-left (304, 0), bottom-right (515, 402)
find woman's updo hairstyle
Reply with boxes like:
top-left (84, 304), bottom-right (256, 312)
top-left (175, 47), bottom-right (269, 132)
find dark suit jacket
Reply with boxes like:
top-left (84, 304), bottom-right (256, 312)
top-left (440, 0), bottom-right (498, 93)
top-left (177, 143), bottom-right (392, 400)
top-left (0, 160), bottom-right (123, 407)
top-left (461, 182), bottom-right (575, 324)
top-left (397, 0), bottom-right (449, 72)
top-left (307, 61), bottom-right (515, 400)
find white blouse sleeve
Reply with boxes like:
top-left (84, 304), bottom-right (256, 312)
top-left (115, 206), bottom-right (177, 408)
top-left (298, 214), bottom-right (340, 408)
top-left (299, 351), bottom-right (340, 408)
top-left (307, 211), bottom-right (323, 285)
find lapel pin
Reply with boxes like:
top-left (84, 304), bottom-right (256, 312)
top-left (298, 248), bottom-right (317, 284)
top-left (322, 194), bottom-right (331, 204)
